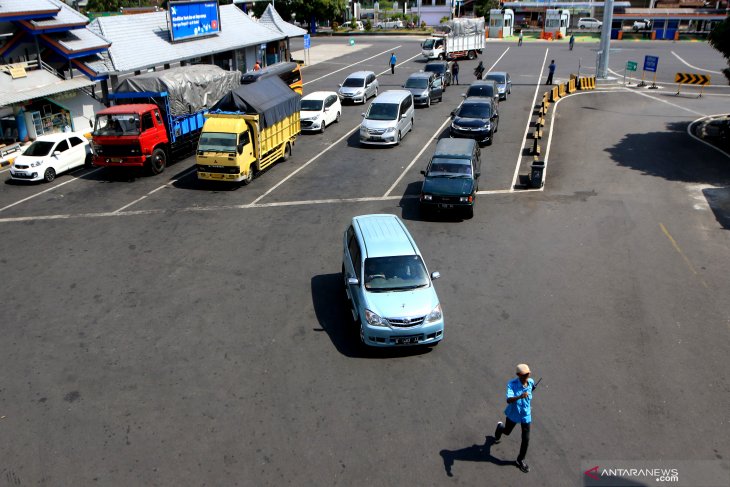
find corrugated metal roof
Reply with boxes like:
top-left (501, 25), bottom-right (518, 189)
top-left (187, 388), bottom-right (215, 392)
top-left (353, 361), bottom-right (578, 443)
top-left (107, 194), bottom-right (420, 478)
top-left (47, 26), bottom-right (110, 53)
top-left (0, 0), bottom-right (58, 16)
top-left (89, 4), bottom-right (285, 75)
top-left (259, 4), bottom-right (307, 38)
top-left (0, 69), bottom-right (95, 106)
top-left (26, 0), bottom-right (87, 29)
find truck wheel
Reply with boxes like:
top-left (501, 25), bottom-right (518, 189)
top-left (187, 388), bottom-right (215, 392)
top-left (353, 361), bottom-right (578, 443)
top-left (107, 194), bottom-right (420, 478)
top-left (282, 142), bottom-right (292, 161)
top-left (467, 50), bottom-right (476, 60)
top-left (242, 164), bottom-right (254, 185)
top-left (149, 148), bottom-right (166, 175)
top-left (438, 53), bottom-right (444, 60)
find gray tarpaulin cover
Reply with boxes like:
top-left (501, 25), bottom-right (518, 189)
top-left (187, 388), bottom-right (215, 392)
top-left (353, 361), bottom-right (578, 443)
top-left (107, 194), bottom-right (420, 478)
top-left (114, 65), bottom-right (240, 117)
top-left (210, 76), bottom-right (300, 130)
top-left (442, 17), bottom-right (485, 36)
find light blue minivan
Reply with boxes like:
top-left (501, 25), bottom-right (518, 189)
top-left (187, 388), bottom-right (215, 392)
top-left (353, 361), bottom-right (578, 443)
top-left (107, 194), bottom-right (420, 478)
top-left (342, 214), bottom-right (444, 347)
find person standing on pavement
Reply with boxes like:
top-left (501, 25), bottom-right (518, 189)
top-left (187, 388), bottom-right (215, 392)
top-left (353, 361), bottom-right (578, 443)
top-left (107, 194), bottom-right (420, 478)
top-left (518, 30), bottom-right (523, 46)
top-left (494, 363), bottom-right (535, 473)
top-left (389, 52), bottom-right (397, 74)
top-left (452, 60), bottom-right (460, 85)
top-left (474, 60), bottom-right (484, 80)
top-left (546, 59), bottom-right (556, 85)
top-left (569, 34), bottom-right (575, 50)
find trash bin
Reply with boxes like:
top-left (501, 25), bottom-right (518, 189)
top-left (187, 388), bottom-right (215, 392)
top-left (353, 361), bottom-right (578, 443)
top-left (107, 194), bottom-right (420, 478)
top-left (530, 161), bottom-right (545, 188)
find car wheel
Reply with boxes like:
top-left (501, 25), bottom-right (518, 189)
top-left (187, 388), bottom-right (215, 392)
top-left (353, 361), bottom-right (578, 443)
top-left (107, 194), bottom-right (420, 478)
top-left (336, 111), bottom-right (341, 123)
top-left (397, 131), bottom-right (402, 145)
top-left (438, 53), bottom-right (444, 60)
top-left (410, 118), bottom-right (414, 131)
top-left (374, 87), bottom-right (378, 98)
top-left (43, 167), bottom-right (56, 183)
top-left (487, 130), bottom-right (494, 146)
top-left (320, 120), bottom-right (326, 134)
top-left (148, 148), bottom-right (166, 175)
top-left (426, 96), bottom-right (431, 107)
top-left (439, 95), bottom-right (443, 102)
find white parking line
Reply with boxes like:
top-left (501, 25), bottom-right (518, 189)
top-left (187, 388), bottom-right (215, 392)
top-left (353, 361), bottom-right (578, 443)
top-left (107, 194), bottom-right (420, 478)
top-left (112, 167), bottom-right (196, 213)
top-left (383, 117), bottom-right (452, 198)
top-left (510, 48), bottom-right (549, 191)
top-left (0, 167), bottom-right (102, 213)
top-left (303, 46), bottom-right (402, 85)
top-left (671, 51), bottom-right (723, 75)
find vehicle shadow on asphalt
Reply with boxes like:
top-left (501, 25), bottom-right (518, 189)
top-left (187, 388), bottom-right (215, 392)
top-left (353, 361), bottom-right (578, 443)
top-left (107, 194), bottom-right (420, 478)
top-left (310, 273), bottom-right (433, 359)
top-left (703, 187), bottom-right (730, 230)
top-left (439, 436), bottom-right (514, 477)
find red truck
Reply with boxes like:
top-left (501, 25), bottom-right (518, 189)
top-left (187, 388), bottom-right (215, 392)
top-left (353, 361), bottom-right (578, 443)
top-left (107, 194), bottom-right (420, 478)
top-left (91, 65), bottom-right (239, 175)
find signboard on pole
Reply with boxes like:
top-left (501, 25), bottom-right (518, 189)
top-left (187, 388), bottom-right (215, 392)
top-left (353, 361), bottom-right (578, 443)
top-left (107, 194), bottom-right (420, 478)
top-left (303, 34), bottom-right (311, 50)
top-left (643, 55), bottom-right (659, 73)
top-left (168, 1), bottom-right (221, 43)
top-left (626, 61), bottom-right (637, 72)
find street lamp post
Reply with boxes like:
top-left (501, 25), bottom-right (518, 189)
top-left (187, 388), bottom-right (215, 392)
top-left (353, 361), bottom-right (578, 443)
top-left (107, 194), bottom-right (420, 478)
top-left (597, 0), bottom-right (614, 79)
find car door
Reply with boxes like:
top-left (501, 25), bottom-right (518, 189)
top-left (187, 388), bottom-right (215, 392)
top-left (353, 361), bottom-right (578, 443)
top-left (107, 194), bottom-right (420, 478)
top-left (67, 136), bottom-right (87, 170)
top-left (344, 226), bottom-right (363, 319)
top-left (52, 139), bottom-right (71, 172)
top-left (431, 76), bottom-right (443, 102)
top-left (323, 95), bottom-right (334, 125)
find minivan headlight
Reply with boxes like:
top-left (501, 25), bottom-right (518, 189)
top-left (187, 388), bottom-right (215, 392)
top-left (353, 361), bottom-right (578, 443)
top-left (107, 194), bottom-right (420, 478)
top-left (365, 309), bottom-right (389, 327)
top-left (425, 304), bottom-right (442, 323)
top-left (384, 127), bottom-right (396, 134)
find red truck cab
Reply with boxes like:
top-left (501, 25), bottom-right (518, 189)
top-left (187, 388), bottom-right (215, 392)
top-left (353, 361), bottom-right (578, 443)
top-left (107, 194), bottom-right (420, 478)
top-left (92, 104), bottom-right (169, 174)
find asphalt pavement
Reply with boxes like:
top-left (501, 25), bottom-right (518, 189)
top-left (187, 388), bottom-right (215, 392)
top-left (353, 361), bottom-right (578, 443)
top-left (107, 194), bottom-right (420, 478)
top-left (0, 36), bottom-right (729, 486)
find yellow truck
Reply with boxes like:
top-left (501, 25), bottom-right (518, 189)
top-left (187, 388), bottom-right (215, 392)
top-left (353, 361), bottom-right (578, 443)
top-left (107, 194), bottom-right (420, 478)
top-left (196, 76), bottom-right (300, 184)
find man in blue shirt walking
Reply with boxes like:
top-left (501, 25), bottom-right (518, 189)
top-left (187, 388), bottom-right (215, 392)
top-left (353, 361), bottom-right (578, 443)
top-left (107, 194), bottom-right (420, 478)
top-left (494, 363), bottom-right (535, 473)
top-left (389, 52), bottom-right (397, 74)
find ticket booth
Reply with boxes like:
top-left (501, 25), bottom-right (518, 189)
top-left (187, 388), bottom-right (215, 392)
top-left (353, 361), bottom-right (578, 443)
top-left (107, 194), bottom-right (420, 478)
top-left (545, 9), bottom-right (570, 37)
top-left (489, 9), bottom-right (515, 38)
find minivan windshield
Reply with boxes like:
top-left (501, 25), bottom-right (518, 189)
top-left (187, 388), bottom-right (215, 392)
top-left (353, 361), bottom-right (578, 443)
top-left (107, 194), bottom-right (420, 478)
top-left (23, 140), bottom-right (55, 157)
top-left (457, 103), bottom-right (491, 119)
top-left (405, 78), bottom-right (429, 89)
top-left (422, 39), bottom-right (435, 49)
top-left (198, 132), bottom-right (237, 153)
top-left (301, 99), bottom-right (324, 111)
top-left (366, 102), bottom-right (399, 120)
top-left (427, 157), bottom-right (472, 178)
top-left (364, 255), bottom-right (430, 291)
top-left (343, 77), bottom-right (365, 88)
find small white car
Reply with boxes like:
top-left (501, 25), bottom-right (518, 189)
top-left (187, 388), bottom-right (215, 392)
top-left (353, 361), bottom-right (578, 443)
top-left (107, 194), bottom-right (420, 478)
top-left (9, 132), bottom-right (91, 183)
top-left (300, 91), bottom-right (342, 133)
top-left (632, 19), bottom-right (651, 30)
top-left (578, 18), bottom-right (602, 29)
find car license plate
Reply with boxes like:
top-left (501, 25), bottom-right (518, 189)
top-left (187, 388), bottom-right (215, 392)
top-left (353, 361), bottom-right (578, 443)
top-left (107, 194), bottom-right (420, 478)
top-left (395, 335), bottom-right (419, 345)
top-left (13, 171), bottom-right (27, 176)
top-left (369, 136), bottom-right (381, 141)
top-left (439, 203), bottom-right (454, 209)
top-left (110, 158), bottom-right (123, 163)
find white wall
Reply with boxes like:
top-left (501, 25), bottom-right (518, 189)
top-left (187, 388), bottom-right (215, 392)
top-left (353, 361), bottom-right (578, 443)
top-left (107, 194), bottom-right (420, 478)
top-left (48, 91), bottom-right (105, 134)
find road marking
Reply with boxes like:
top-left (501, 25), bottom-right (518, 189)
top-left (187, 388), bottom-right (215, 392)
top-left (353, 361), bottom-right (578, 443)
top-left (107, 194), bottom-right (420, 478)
top-left (383, 117), bottom-right (452, 197)
top-left (303, 46), bottom-right (402, 85)
top-left (486, 47), bottom-right (510, 73)
top-left (686, 114), bottom-right (730, 160)
top-left (670, 51), bottom-right (723, 75)
top-left (510, 47), bottom-right (549, 191)
top-left (625, 88), bottom-right (707, 117)
top-left (0, 167), bottom-right (102, 213)
top-left (112, 167), bottom-right (196, 213)
top-left (250, 125), bottom-right (360, 205)
top-left (659, 222), bottom-right (709, 288)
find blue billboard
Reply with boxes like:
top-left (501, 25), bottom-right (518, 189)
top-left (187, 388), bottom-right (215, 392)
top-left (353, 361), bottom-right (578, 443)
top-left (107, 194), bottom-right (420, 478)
top-left (168, 1), bottom-right (221, 42)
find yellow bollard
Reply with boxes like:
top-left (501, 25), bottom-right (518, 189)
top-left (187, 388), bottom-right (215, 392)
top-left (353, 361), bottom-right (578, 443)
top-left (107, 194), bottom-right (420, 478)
top-left (559, 82), bottom-right (567, 97)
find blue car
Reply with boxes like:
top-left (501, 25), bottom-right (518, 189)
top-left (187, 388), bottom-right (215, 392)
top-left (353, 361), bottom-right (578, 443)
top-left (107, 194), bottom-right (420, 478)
top-left (342, 214), bottom-right (444, 347)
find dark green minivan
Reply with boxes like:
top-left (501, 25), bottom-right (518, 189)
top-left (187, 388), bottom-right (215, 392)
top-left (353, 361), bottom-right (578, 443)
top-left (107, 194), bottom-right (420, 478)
top-left (419, 138), bottom-right (481, 219)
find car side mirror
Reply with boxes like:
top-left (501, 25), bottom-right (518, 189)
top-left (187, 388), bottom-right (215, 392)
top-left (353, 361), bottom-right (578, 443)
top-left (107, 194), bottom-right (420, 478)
top-left (431, 271), bottom-right (441, 280)
top-left (420, 170), bottom-right (425, 175)
top-left (475, 171), bottom-right (481, 177)
top-left (461, 94), bottom-right (466, 98)
top-left (237, 142), bottom-right (245, 154)
top-left (347, 277), bottom-right (359, 286)
top-left (401, 84), bottom-right (405, 88)
top-left (450, 111), bottom-right (455, 118)
top-left (361, 113), bottom-right (365, 117)
top-left (401, 114), bottom-right (407, 119)
top-left (338, 83), bottom-right (342, 87)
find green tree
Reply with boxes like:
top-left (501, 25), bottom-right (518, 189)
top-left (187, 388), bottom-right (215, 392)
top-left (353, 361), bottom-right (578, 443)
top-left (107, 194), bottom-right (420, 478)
top-left (708, 16), bottom-right (730, 84)
top-left (85, 0), bottom-right (134, 11)
top-left (254, 0), bottom-right (347, 32)
top-left (474, 0), bottom-right (501, 20)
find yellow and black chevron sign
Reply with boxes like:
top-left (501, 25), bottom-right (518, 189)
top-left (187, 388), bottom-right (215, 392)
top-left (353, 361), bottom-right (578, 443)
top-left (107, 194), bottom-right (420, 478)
top-left (675, 73), bottom-right (710, 85)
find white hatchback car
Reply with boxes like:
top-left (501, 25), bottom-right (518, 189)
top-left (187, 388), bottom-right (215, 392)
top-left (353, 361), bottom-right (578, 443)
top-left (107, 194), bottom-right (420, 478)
top-left (10, 132), bottom-right (91, 183)
top-left (300, 91), bottom-right (342, 133)
top-left (578, 17), bottom-right (602, 29)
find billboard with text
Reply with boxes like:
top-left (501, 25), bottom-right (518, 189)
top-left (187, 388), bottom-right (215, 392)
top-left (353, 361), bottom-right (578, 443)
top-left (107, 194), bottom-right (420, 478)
top-left (168, 1), bottom-right (221, 43)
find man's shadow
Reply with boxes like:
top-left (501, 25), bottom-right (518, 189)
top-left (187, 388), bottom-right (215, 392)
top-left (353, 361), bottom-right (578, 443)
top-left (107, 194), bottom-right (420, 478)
top-left (439, 436), bottom-right (514, 477)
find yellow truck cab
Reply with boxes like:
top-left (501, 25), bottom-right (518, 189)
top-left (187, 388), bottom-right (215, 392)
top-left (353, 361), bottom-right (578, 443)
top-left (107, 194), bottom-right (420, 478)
top-left (196, 76), bottom-right (300, 184)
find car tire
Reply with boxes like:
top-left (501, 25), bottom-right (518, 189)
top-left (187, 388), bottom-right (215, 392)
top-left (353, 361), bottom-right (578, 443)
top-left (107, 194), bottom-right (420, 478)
top-left (467, 50), bottom-right (476, 60)
top-left (487, 130), bottom-right (494, 145)
top-left (439, 95), bottom-right (443, 103)
top-left (43, 167), bottom-right (56, 183)
top-left (438, 53), bottom-right (444, 60)
top-left (396, 131), bottom-right (402, 145)
top-left (320, 121), bottom-right (326, 134)
top-left (149, 148), bottom-right (166, 175)
top-left (282, 142), bottom-right (292, 161)
top-left (336, 111), bottom-right (341, 123)
top-left (426, 96), bottom-right (431, 107)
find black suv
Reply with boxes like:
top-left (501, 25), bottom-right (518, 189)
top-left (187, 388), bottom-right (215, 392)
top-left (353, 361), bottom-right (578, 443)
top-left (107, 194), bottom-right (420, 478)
top-left (450, 97), bottom-right (499, 146)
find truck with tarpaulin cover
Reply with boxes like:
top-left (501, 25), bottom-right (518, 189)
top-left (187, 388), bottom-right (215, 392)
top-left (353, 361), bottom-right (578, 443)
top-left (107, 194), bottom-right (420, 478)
top-left (91, 65), bottom-right (240, 174)
top-left (421, 17), bottom-right (485, 61)
top-left (196, 76), bottom-right (301, 184)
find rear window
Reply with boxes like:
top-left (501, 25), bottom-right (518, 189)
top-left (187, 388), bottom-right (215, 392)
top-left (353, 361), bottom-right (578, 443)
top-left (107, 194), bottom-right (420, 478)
top-left (405, 78), bottom-right (429, 89)
top-left (425, 64), bottom-right (446, 74)
top-left (485, 74), bottom-right (506, 84)
top-left (466, 85), bottom-right (495, 97)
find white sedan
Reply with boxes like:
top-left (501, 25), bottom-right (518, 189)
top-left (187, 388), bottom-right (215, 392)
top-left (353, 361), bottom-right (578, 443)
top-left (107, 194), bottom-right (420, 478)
top-left (10, 132), bottom-right (91, 183)
top-left (300, 91), bottom-right (342, 133)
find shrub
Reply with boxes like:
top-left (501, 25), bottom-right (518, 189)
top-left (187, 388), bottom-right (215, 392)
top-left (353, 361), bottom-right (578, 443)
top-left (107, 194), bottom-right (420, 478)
top-left (364, 19), bottom-right (372, 31)
top-left (440, 16), bottom-right (450, 24)
top-left (332, 21), bottom-right (339, 31)
top-left (421, 21), bottom-right (427, 29)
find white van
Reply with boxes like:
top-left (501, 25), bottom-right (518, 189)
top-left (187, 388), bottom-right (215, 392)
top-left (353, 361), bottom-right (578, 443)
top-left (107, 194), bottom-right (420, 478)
top-left (359, 90), bottom-right (415, 146)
